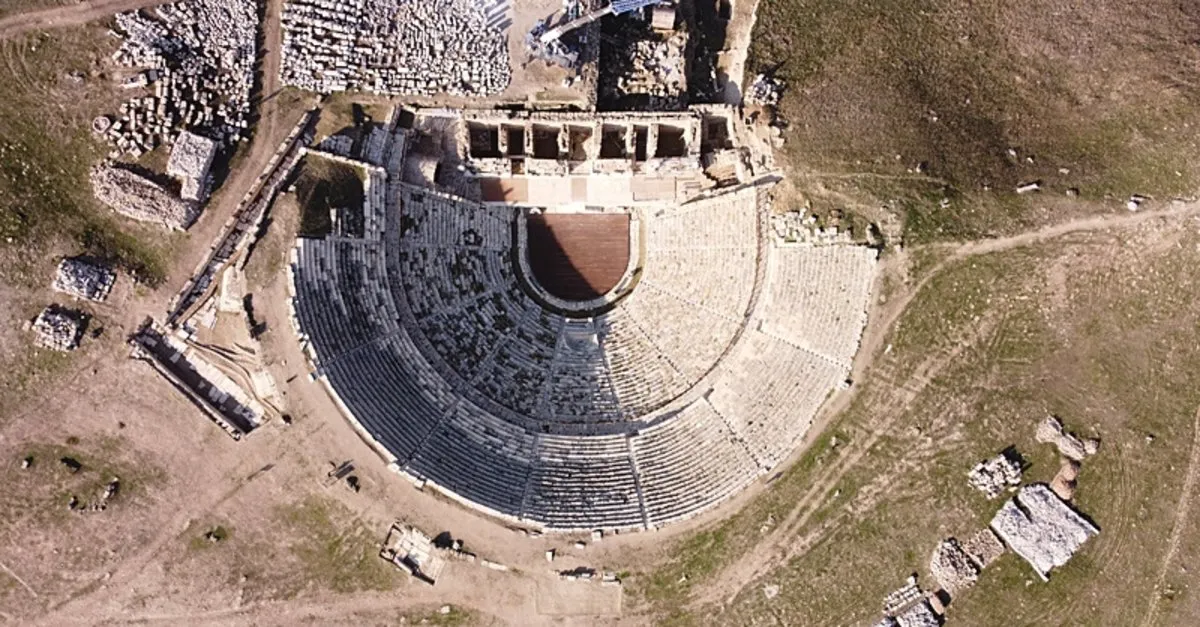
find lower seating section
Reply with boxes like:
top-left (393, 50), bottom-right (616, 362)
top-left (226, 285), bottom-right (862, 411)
top-left (595, 310), bottom-right (688, 418)
top-left (523, 434), bottom-right (646, 530)
top-left (324, 331), bottom-right (456, 462)
top-left (642, 247), bottom-right (755, 320)
top-left (541, 319), bottom-right (622, 421)
top-left (618, 284), bottom-right (741, 379)
top-left (707, 330), bottom-right (846, 467)
top-left (633, 398), bottom-right (759, 526)
top-left (758, 245), bottom-right (877, 366)
top-left (473, 309), bottom-right (560, 415)
top-left (293, 238), bottom-right (399, 364)
top-left (418, 292), bottom-right (512, 380)
top-left (406, 402), bottom-right (536, 517)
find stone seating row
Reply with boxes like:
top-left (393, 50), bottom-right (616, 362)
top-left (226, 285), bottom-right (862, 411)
top-left (757, 245), bottom-right (877, 367)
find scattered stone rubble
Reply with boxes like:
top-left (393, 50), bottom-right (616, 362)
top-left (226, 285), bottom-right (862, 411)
top-left (107, 0), bottom-right (258, 156)
top-left (966, 451), bottom-right (1022, 499)
top-left (1036, 416), bottom-right (1099, 462)
top-left (52, 257), bottom-right (116, 302)
top-left (746, 73), bottom-right (784, 106)
top-left (990, 483), bottom-right (1099, 581)
top-left (557, 566), bottom-right (622, 586)
top-left (90, 164), bottom-right (199, 230)
top-left (526, 1), bottom-right (589, 69)
top-left (166, 130), bottom-right (218, 201)
top-left (31, 306), bottom-right (86, 351)
top-left (929, 538), bottom-right (979, 592)
top-left (607, 28), bottom-right (687, 107)
top-left (771, 210), bottom-right (853, 246)
top-left (280, 0), bottom-right (512, 96)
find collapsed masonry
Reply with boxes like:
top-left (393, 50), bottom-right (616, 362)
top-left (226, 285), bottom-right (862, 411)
top-left (610, 28), bottom-right (688, 107)
top-left (68, 477), bottom-right (120, 513)
top-left (381, 523), bottom-right (447, 584)
top-left (31, 306), bottom-right (87, 352)
top-left (132, 321), bottom-right (266, 439)
top-left (771, 210), bottom-right (855, 246)
top-left (990, 483), bottom-right (1099, 581)
top-left (53, 258), bottom-right (116, 302)
top-left (91, 165), bottom-right (199, 230)
top-left (1036, 416), bottom-right (1100, 462)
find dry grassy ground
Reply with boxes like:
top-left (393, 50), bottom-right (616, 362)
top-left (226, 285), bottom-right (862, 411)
top-left (629, 212), bottom-right (1200, 625)
top-left (750, 0), bottom-right (1200, 243)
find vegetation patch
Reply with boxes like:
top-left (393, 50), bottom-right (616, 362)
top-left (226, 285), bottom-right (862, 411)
top-left (275, 495), bottom-right (402, 594)
top-left (293, 157), bottom-right (365, 238)
top-left (639, 219), bottom-right (1200, 624)
top-left (0, 28), bottom-right (172, 285)
top-left (3, 436), bottom-right (165, 529)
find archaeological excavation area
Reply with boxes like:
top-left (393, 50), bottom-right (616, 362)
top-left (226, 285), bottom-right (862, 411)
top-left (34, 0), bottom-right (877, 535)
top-left (10, 0), bottom-right (1183, 624)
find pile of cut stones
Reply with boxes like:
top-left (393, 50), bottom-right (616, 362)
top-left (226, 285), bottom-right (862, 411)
top-left (966, 452), bottom-right (1023, 499)
top-left (52, 258), bottom-right (116, 302)
top-left (609, 29), bottom-right (687, 108)
top-left (102, 0), bottom-right (258, 158)
top-left (746, 73), bottom-right (784, 106)
top-left (280, 0), bottom-right (511, 97)
top-left (31, 306), bottom-right (87, 352)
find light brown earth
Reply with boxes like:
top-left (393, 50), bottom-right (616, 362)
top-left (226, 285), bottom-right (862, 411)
top-left (3, 1), bottom-right (1200, 626)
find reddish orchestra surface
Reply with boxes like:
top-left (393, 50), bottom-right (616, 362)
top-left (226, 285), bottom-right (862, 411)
top-left (526, 213), bottom-right (630, 301)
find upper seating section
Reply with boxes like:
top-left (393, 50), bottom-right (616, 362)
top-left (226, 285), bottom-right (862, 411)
top-left (293, 238), bottom-right (399, 364)
top-left (758, 245), bottom-right (877, 366)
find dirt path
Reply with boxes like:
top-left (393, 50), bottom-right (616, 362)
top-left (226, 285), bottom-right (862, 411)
top-left (0, 0), bottom-right (164, 38)
top-left (158, 0), bottom-right (302, 298)
top-left (1140, 404), bottom-right (1200, 627)
top-left (692, 199), bottom-right (1200, 609)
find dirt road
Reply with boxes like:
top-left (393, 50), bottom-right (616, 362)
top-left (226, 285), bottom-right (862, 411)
top-left (0, 0), bottom-right (164, 38)
top-left (158, 0), bottom-right (307, 300)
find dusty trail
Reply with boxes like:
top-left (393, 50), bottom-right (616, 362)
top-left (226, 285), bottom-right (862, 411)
top-left (159, 0), bottom-right (299, 299)
top-left (694, 199), bottom-right (1200, 609)
top-left (0, 0), bottom-right (164, 38)
top-left (1141, 404), bottom-right (1200, 627)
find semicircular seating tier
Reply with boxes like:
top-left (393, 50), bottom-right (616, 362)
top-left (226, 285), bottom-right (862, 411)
top-left (290, 178), bottom-right (878, 531)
